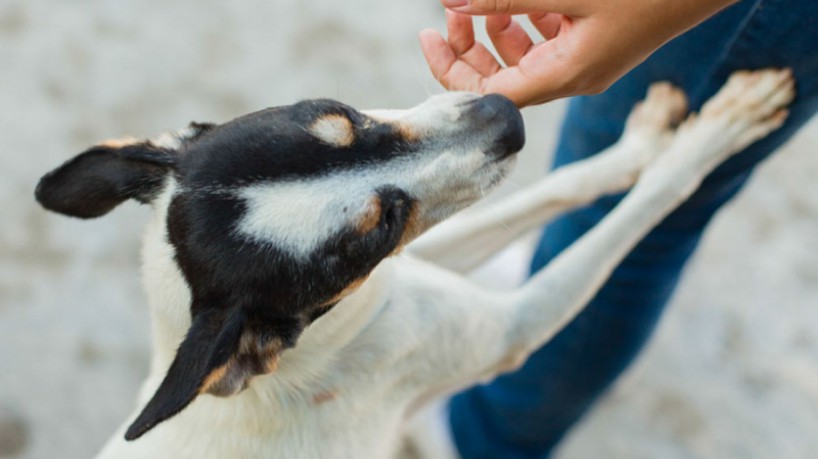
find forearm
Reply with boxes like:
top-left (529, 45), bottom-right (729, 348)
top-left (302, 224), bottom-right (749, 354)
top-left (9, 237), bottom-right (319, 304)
top-left (527, 0), bottom-right (742, 102)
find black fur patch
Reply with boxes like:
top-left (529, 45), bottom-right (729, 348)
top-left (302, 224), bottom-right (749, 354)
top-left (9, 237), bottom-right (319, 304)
top-left (176, 100), bottom-right (418, 189)
top-left (35, 143), bottom-right (173, 218)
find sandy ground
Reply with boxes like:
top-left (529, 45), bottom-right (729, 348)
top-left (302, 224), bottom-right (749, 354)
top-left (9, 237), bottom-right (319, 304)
top-left (1, 1), bottom-right (817, 458)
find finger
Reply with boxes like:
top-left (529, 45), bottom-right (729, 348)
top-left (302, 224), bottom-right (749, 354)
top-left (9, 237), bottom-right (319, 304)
top-left (442, 0), bottom-right (588, 17)
top-left (419, 28), bottom-right (456, 81)
top-left (528, 12), bottom-right (562, 40)
top-left (419, 29), bottom-right (488, 92)
top-left (459, 41), bottom-right (504, 77)
top-left (446, 10), bottom-right (503, 76)
top-left (485, 14), bottom-right (533, 66)
top-left (446, 9), bottom-right (475, 55)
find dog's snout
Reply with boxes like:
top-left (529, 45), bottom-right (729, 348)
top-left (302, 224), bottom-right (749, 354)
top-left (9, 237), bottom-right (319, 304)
top-left (462, 94), bottom-right (510, 119)
top-left (464, 94), bottom-right (525, 158)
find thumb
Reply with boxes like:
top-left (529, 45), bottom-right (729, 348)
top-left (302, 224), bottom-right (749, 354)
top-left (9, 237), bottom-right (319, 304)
top-left (441, 0), bottom-right (587, 16)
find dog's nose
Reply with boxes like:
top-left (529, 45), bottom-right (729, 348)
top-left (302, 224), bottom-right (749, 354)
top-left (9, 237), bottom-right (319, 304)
top-left (463, 94), bottom-right (525, 158)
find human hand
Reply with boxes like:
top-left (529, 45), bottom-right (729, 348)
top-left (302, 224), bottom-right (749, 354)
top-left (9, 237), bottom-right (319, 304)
top-left (419, 0), bottom-right (737, 107)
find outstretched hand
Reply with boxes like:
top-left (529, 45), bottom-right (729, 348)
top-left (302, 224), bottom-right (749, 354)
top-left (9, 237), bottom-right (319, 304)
top-left (420, 0), bottom-right (737, 107)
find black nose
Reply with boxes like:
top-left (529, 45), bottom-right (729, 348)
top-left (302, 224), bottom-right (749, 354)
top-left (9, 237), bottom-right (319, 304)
top-left (464, 94), bottom-right (525, 158)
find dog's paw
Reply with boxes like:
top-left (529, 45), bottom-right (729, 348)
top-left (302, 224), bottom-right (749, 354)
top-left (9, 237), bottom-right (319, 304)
top-left (693, 68), bottom-right (794, 152)
top-left (613, 82), bottom-right (689, 176)
top-left (637, 69), bottom-right (794, 198)
top-left (624, 82), bottom-right (689, 142)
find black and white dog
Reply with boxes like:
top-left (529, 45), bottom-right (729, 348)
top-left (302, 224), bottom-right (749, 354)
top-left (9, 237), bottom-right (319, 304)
top-left (35, 69), bottom-right (792, 459)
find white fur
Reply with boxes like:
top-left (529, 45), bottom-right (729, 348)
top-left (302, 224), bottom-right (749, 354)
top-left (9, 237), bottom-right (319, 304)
top-left (95, 70), bottom-right (793, 459)
top-left (236, 173), bottom-right (374, 258)
top-left (235, 152), bottom-right (492, 258)
top-left (151, 125), bottom-right (199, 150)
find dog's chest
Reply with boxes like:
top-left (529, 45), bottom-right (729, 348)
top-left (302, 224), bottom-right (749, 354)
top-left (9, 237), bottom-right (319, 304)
top-left (99, 318), bottom-right (423, 459)
top-left (99, 384), bottom-right (408, 459)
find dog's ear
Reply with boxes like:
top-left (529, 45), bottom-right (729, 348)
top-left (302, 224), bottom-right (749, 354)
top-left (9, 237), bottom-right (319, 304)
top-left (124, 308), bottom-right (303, 441)
top-left (35, 122), bottom-right (214, 219)
top-left (35, 141), bottom-right (175, 219)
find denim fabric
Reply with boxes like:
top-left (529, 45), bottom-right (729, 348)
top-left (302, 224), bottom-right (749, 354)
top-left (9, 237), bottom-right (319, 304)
top-left (450, 1), bottom-right (818, 458)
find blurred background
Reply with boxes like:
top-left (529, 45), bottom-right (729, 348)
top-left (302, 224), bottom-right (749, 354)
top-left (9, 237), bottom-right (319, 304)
top-left (1, 1), bottom-right (817, 458)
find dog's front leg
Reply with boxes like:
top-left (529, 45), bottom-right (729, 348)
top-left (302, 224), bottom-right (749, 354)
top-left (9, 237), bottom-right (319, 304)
top-left (502, 70), bottom-right (793, 365)
top-left (409, 84), bottom-right (687, 274)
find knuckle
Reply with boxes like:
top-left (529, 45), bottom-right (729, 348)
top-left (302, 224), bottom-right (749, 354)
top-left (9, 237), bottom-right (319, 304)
top-left (471, 0), bottom-right (510, 13)
top-left (496, 0), bottom-right (512, 13)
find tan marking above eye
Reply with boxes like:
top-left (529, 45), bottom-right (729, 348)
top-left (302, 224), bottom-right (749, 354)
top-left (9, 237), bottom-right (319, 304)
top-left (309, 114), bottom-right (354, 147)
top-left (99, 136), bottom-right (139, 149)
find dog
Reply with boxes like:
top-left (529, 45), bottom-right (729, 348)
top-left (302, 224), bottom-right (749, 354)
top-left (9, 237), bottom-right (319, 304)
top-left (35, 69), bottom-right (793, 459)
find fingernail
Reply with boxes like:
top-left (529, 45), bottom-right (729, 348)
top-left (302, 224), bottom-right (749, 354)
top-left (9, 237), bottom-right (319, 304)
top-left (442, 0), bottom-right (469, 7)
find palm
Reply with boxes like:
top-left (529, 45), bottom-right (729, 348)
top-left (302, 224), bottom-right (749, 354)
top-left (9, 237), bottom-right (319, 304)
top-left (420, 11), bottom-right (570, 106)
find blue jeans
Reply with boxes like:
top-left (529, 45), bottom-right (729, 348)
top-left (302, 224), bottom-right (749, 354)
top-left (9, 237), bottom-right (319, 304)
top-left (450, 1), bottom-right (818, 458)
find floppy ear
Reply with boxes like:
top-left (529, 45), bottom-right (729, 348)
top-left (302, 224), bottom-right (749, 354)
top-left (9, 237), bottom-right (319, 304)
top-left (124, 308), bottom-right (304, 441)
top-left (35, 142), bottom-right (175, 219)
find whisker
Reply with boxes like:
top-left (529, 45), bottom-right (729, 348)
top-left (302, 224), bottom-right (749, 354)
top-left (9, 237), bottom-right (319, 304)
top-left (413, 63), bottom-right (436, 98)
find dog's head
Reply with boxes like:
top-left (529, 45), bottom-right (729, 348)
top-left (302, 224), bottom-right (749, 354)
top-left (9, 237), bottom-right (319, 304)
top-left (35, 92), bottom-right (524, 439)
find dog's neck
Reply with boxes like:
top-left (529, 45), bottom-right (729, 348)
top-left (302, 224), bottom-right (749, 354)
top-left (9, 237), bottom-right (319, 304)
top-left (139, 184), bottom-right (394, 398)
